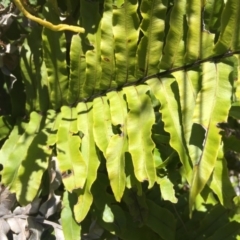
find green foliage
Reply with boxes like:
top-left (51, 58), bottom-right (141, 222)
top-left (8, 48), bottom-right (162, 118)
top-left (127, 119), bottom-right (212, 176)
top-left (1, 0), bottom-right (240, 239)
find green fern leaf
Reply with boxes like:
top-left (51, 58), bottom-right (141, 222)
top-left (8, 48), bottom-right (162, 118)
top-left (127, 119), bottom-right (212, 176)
top-left (67, 35), bottom-right (86, 104)
top-left (190, 61), bottom-right (233, 215)
top-left (42, 2), bottom-right (68, 109)
top-left (74, 102), bottom-right (100, 222)
top-left (147, 77), bottom-right (192, 183)
top-left (56, 106), bottom-right (87, 192)
top-left (106, 91), bottom-right (127, 201)
top-left (137, 0), bottom-right (167, 76)
top-left (124, 85), bottom-right (156, 187)
top-left (112, 0), bottom-right (139, 83)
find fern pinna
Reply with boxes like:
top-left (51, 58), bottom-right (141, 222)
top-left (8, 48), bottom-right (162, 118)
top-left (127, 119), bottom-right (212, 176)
top-left (0, 0), bottom-right (240, 239)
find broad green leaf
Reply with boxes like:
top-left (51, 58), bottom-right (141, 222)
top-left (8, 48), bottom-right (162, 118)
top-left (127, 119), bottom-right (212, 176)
top-left (93, 96), bottom-right (113, 157)
top-left (112, 0), bottom-right (139, 84)
top-left (157, 176), bottom-right (178, 203)
top-left (106, 134), bottom-right (126, 202)
top-left (42, 1), bottom-right (68, 109)
top-left (93, 180), bottom-right (128, 237)
top-left (0, 121), bottom-right (26, 170)
top-left (106, 91), bottom-right (127, 201)
top-left (200, 32), bottom-right (215, 59)
top-left (100, 0), bottom-right (117, 89)
top-left (20, 25), bottom-right (49, 113)
top-left (208, 145), bottom-right (235, 208)
top-left (236, 56), bottom-right (240, 101)
top-left (172, 70), bottom-right (199, 165)
top-left (74, 102), bottom-right (100, 222)
top-left (203, 0), bottom-right (224, 33)
top-left (124, 85), bottom-right (156, 187)
top-left (194, 204), bottom-right (231, 239)
top-left (15, 110), bottom-right (56, 204)
top-left (146, 199), bottom-right (176, 240)
top-left (190, 61), bottom-right (233, 216)
top-left (57, 106), bottom-right (87, 192)
top-left (147, 77), bottom-right (192, 183)
top-left (19, 30), bottom-right (36, 113)
top-left (229, 103), bottom-right (240, 119)
top-left (193, 186), bottom-right (218, 212)
top-left (207, 221), bottom-right (240, 240)
top-left (155, 150), bottom-right (176, 169)
top-left (0, 116), bottom-right (13, 141)
top-left (102, 204), bottom-right (114, 223)
top-left (61, 191), bottom-right (81, 240)
top-left (80, 0), bottom-right (102, 96)
top-left (120, 214), bottom-right (160, 240)
top-left (67, 34), bottom-right (86, 104)
top-left (184, 0), bottom-right (201, 63)
top-left (1, 112), bottom-right (42, 189)
top-left (160, 0), bottom-right (186, 69)
top-left (137, 0), bottom-right (167, 76)
top-left (47, 112), bottom-right (62, 146)
top-left (223, 135), bottom-right (240, 153)
top-left (0, 112), bottom-right (54, 204)
top-left (123, 189), bottom-right (148, 226)
top-left (214, 0), bottom-right (240, 53)
top-left (125, 152), bottom-right (142, 196)
top-left (92, 173), bottom-right (115, 210)
top-left (94, 204), bottom-right (128, 238)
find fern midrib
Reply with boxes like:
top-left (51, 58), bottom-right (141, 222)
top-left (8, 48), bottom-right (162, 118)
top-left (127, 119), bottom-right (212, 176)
top-left (82, 50), bottom-right (240, 103)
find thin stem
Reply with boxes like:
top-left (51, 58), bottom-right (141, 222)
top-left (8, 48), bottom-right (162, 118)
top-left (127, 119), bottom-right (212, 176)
top-left (12, 0), bottom-right (85, 33)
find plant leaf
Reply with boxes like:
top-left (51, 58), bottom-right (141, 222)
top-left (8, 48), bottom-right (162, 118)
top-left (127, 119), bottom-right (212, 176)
top-left (93, 96), bottom-right (113, 157)
top-left (61, 191), bottom-right (81, 240)
top-left (124, 85), bottom-right (156, 187)
top-left (208, 145), bottom-right (235, 208)
top-left (42, 1), bottom-right (68, 109)
top-left (137, 0), bottom-right (167, 76)
top-left (160, 0), bottom-right (186, 69)
top-left (0, 116), bottom-right (13, 141)
top-left (20, 25), bottom-right (50, 113)
top-left (106, 91), bottom-right (127, 201)
top-left (190, 61), bottom-right (233, 216)
top-left (146, 199), bottom-right (176, 240)
top-left (157, 176), bottom-right (178, 203)
top-left (57, 106), bottom-right (86, 192)
top-left (184, 0), bottom-right (202, 63)
top-left (67, 34), bottom-right (86, 104)
top-left (214, 0), bottom-right (240, 53)
top-left (147, 77), bottom-right (192, 183)
top-left (112, 0), bottom-right (139, 83)
top-left (100, 0), bottom-right (116, 89)
top-left (74, 102), bottom-right (100, 222)
top-left (80, 0), bottom-right (102, 96)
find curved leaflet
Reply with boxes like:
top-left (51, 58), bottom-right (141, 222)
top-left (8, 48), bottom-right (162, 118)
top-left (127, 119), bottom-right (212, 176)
top-left (56, 106), bottom-right (86, 192)
top-left (147, 77), bottom-right (192, 183)
top-left (42, 2), bottom-right (68, 109)
top-left (74, 102), bottom-right (100, 222)
top-left (124, 85), bottom-right (156, 187)
top-left (137, 0), bottom-right (167, 76)
top-left (67, 35), bottom-right (86, 104)
top-left (106, 91), bottom-right (127, 201)
top-left (160, 0), bottom-right (186, 69)
top-left (112, 0), bottom-right (139, 84)
top-left (93, 96), bottom-right (113, 157)
top-left (190, 61), bottom-right (233, 216)
top-left (100, 0), bottom-right (117, 89)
